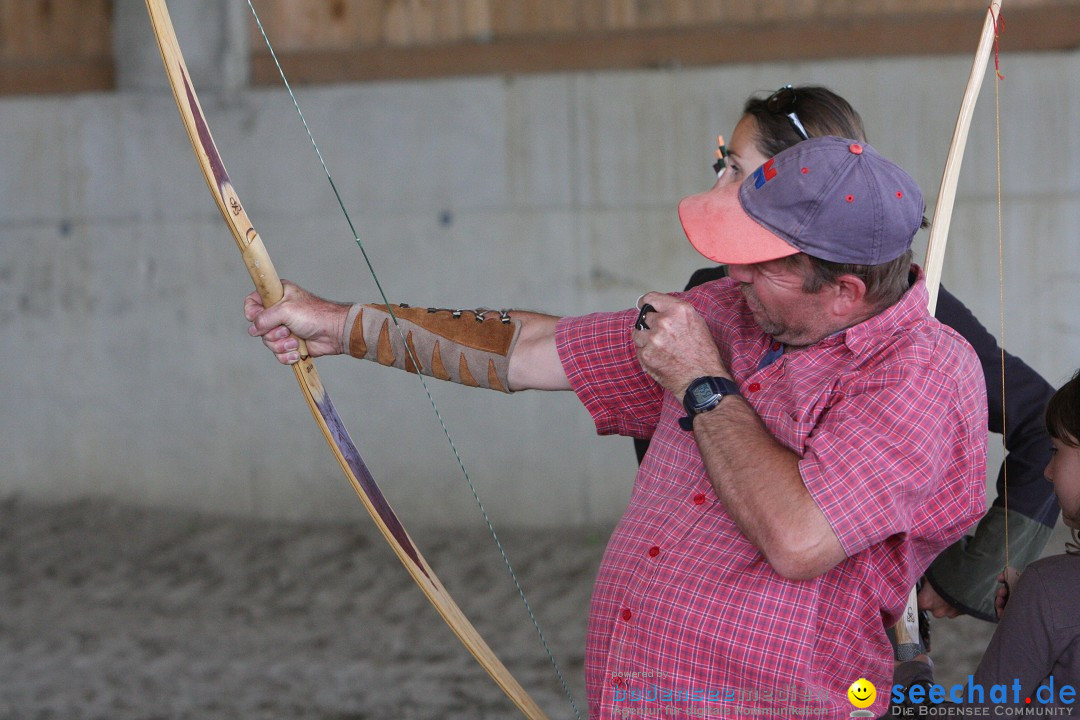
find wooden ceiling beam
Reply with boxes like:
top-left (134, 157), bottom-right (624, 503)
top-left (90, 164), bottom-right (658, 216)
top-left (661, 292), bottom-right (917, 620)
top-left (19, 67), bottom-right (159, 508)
top-left (250, 4), bottom-right (1080, 86)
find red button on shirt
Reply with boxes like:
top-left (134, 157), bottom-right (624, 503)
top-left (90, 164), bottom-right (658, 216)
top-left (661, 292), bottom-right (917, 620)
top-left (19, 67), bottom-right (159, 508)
top-left (748, 382), bottom-right (761, 393)
top-left (648, 546), bottom-right (660, 557)
top-left (692, 493), bottom-right (706, 505)
top-left (621, 608), bottom-right (632, 622)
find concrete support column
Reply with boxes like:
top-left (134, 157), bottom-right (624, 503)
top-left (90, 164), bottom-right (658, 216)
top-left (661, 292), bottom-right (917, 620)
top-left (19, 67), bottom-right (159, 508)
top-left (112, 0), bottom-right (249, 94)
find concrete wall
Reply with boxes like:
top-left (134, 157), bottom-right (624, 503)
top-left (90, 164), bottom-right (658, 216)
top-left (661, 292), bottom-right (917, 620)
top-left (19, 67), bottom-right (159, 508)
top-left (2, 3), bottom-right (1078, 527)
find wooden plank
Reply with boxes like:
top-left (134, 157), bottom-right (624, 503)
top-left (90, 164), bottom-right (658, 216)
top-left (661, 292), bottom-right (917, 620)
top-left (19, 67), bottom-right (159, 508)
top-left (2, 0), bottom-right (1077, 95)
top-left (0, 0), bottom-right (111, 59)
top-left (250, 4), bottom-right (1080, 87)
top-left (0, 0), bottom-right (113, 95)
top-left (0, 59), bottom-right (113, 95)
top-left (462, 0), bottom-right (493, 38)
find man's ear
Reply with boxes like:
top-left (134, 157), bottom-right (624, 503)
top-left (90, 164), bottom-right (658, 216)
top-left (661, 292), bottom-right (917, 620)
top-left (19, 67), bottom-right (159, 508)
top-left (829, 274), bottom-right (869, 316)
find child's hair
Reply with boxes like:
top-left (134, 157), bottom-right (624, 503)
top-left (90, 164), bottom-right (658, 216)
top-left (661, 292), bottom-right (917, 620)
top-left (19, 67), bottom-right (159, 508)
top-left (1045, 369), bottom-right (1080, 554)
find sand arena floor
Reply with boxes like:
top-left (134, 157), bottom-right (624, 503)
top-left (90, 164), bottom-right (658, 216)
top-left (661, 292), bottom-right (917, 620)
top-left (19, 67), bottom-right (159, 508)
top-left (0, 498), bottom-right (1064, 719)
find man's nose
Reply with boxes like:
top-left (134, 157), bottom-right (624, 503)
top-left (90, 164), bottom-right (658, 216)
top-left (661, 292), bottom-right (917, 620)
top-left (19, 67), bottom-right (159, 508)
top-left (726, 264), bottom-right (753, 283)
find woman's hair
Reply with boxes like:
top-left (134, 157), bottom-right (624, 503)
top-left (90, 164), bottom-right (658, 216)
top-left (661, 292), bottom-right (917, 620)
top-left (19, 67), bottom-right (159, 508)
top-left (1046, 370), bottom-right (1080, 554)
top-left (742, 85), bottom-right (867, 157)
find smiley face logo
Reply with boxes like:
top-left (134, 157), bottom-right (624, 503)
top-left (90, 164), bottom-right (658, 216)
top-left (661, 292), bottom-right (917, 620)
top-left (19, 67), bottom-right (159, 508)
top-left (847, 678), bottom-right (876, 708)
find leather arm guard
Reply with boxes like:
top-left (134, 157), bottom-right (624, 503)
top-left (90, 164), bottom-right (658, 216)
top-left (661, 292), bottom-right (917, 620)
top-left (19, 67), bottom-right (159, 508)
top-left (343, 304), bottom-right (521, 393)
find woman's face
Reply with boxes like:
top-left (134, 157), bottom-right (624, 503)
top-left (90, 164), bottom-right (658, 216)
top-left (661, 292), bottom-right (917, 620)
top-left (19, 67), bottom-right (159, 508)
top-left (715, 114), bottom-right (772, 189)
top-left (1046, 435), bottom-right (1080, 529)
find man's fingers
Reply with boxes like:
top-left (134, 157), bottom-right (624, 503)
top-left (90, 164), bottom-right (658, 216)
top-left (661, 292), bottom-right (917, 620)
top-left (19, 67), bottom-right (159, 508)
top-left (258, 328), bottom-right (298, 353)
top-left (261, 333), bottom-right (301, 366)
top-left (242, 279), bottom-right (324, 365)
top-left (246, 315), bottom-right (279, 338)
top-left (262, 326), bottom-right (292, 342)
top-left (636, 291), bottom-right (660, 309)
top-left (246, 297), bottom-right (293, 337)
top-left (276, 350), bottom-right (301, 365)
top-left (243, 292), bottom-right (265, 322)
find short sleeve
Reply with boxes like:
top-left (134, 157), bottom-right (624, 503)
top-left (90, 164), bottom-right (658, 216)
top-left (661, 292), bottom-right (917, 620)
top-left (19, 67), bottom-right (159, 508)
top-left (801, 360), bottom-right (986, 565)
top-left (555, 310), bottom-right (664, 438)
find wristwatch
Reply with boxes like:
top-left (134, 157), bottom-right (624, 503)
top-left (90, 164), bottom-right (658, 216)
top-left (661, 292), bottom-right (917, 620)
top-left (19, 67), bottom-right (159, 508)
top-left (679, 376), bottom-right (740, 430)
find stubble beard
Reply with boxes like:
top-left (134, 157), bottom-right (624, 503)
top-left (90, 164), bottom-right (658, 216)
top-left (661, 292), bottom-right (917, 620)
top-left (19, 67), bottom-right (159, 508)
top-left (740, 282), bottom-right (827, 348)
top-left (740, 283), bottom-right (784, 339)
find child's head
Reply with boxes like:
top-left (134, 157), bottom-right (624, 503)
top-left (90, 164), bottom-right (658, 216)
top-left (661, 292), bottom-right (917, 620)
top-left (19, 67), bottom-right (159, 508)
top-left (1046, 370), bottom-right (1080, 447)
top-left (1045, 370), bottom-right (1080, 551)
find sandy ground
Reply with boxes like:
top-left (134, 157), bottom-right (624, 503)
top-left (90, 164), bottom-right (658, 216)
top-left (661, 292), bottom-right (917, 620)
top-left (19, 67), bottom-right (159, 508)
top-left (0, 498), bottom-right (598, 720)
top-left (0, 497), bottom-right (1068, 719)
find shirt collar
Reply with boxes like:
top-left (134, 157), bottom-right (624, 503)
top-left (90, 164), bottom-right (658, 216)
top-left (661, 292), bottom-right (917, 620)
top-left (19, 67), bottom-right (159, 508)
top-left (836, 265), bottom-right (929, 358)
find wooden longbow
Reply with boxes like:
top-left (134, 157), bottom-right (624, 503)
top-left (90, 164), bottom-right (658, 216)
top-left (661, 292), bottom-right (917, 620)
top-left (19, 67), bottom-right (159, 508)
top-left (924, 0), bottom-right (1004, 313)
top-left (892, 0), bottom-right (1005, 659)
top-left (143, 1), bottom-right (549, 717)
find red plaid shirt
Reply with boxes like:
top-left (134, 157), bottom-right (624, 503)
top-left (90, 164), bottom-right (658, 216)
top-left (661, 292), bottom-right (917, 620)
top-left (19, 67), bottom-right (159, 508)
top-left (555, 270), bottom-right (986, 718)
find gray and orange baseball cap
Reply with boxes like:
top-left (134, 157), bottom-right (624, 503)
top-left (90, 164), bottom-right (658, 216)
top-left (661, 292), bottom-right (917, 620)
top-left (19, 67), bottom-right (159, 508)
top-left (678, 136), bottom-right (924, 266)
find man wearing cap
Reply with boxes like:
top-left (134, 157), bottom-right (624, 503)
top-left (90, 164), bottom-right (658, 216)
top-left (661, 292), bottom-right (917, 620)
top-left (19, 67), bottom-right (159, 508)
top-left (246, 137), bottom-right (987, 717)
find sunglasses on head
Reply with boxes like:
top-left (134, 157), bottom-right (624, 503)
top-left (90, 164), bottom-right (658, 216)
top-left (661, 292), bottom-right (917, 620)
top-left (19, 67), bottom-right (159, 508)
top-left (766, 85), bottom-right (810, 141)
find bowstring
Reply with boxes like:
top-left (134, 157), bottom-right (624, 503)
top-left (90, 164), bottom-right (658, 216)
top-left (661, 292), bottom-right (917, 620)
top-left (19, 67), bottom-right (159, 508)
top-left (992, 7), bottom-right (1010, 571)
top-left (245, 3), bottom-right (581, 717)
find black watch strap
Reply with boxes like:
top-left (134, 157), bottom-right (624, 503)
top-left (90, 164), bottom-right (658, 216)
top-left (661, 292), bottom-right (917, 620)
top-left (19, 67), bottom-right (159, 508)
top-left (679, 376), bottom-right (740, 431)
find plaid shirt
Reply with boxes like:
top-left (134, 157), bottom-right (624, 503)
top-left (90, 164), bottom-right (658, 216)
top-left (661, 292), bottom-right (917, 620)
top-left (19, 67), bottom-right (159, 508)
top-left (555, 271), bottom-right (986, 718)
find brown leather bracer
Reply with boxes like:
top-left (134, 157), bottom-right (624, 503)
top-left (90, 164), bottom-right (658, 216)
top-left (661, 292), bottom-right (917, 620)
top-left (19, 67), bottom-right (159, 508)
top-left (344, 304), bottom-right (521, 393)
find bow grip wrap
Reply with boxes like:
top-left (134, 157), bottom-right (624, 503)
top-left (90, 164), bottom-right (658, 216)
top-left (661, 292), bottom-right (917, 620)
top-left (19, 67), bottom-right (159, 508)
top-left (240, 227), bottom-right (311, 361)
top-left (345, 305), bottom-right (521, 393)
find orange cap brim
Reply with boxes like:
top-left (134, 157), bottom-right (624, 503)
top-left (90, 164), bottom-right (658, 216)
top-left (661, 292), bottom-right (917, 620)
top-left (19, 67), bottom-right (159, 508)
top-left (677, 183), bottom-right (799, 265)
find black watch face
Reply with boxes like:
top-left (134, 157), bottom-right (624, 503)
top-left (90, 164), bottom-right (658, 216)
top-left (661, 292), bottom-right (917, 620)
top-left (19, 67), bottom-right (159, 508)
top-left (691, 381), bottom-right (717, 406)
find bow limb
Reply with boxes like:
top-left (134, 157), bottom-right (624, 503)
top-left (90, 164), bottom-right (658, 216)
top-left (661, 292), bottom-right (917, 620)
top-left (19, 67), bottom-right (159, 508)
top-left (891, 0), bottom-right (1004, 659)
top-left (923, 0), bottom-right (1003, 313)
top-left (144, 1), bottom-right (548, 717)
